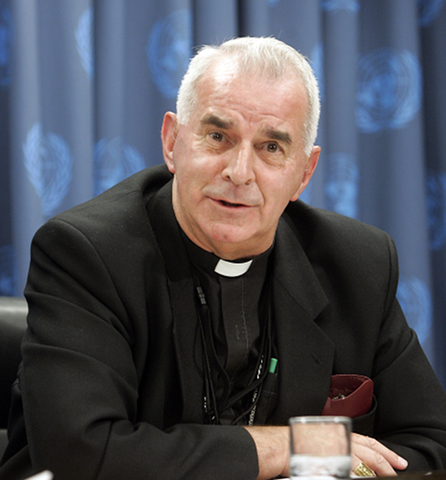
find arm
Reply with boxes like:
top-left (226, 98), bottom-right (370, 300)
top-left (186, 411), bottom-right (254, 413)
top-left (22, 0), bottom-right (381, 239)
top-left (244, 230), bottom-right (446, 478)
top-left (19, 218), bottom-right (258, 480)
top-left (369, 257), bottom-right (446, 473)
top-left (244, 426), bottom-right (408, 479)
top-left (244, 426), bottom-right (289, 479)
top-left (326, 230), bottom-right (446, 473)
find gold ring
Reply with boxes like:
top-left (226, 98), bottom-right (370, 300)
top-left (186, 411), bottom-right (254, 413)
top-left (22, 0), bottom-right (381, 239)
top-left (354, 462), bottom-right (375, 477)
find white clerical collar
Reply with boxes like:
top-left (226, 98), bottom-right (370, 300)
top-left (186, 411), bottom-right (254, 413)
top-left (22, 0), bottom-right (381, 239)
top-left (214, 258), bottom-right (253, 277)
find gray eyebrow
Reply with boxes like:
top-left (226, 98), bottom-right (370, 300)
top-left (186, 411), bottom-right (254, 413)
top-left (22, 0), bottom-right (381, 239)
top-left (263, 128), bottom-right (292, 146)
top-left (200, 114), bottom-right (293, 146)
top-left (200, 114), bottom-right (235, 130)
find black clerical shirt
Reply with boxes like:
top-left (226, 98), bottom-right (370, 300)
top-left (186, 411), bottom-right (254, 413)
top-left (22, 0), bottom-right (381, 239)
top-left (182, 233), bottom-right (272, 424)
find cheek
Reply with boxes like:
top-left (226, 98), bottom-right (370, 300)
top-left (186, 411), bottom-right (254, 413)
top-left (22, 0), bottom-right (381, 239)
top-left (175, 162), bottom-right (212, 207)
top-left (260, 175), bottom-right (301, 210)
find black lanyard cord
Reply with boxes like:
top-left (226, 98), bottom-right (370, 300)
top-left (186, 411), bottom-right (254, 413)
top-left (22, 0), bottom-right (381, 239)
top-left (232, 302), bottom-right (272, 425)
top-left (196, 286), bottom-right (220, 424)
top-left (194, 275), bottom-right (273, 425)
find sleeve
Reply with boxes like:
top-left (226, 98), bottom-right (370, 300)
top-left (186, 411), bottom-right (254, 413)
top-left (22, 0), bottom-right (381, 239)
top-left (19, 218), bottom-right (259, 480)
top-left (370, 235), bottom-right (446, 472)
top-left (373, 299), bottom-right (446, 472)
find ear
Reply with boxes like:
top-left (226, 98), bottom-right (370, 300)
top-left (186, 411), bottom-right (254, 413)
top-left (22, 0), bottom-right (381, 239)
top-left (161, 112), bottom-right (178, 173)
top-left (290, 146), bottom-right (321, 202)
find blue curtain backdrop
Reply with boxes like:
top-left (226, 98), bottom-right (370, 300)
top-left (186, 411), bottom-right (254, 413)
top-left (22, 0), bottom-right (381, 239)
top-left (0, 0), bottom-right (445, 386)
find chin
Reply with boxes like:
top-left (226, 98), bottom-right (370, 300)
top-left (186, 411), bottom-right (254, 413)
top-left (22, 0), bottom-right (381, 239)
top-left (207, 224), bottom-right (254, 243)
top-left (205, 227), bottom-right (263, 255)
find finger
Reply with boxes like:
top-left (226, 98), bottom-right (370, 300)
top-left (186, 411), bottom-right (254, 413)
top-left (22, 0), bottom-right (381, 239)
top-left (351, 450), bottom-right (396, 476)
top-left (351, 458), bottom-right (378, 477)
top-left (352, 434), bottom-right (408, 471)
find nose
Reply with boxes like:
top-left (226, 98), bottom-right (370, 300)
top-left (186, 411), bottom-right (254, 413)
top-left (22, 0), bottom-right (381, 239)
top-left (222, 142), bottom-right (255, 185)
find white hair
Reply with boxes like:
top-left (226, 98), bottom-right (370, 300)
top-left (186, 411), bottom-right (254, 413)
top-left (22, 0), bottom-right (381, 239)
top-left (176, 37), bottom-right (320, 156)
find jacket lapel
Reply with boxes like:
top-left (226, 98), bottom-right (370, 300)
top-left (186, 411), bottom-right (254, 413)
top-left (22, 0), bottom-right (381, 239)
top-left (269, 215), bottom-right (335, 424)
top-left (146, 182), bottom-right (204, 424)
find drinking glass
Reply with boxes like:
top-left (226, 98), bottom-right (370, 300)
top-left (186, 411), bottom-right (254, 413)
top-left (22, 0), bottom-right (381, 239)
top-left (289, 416), bottom-right (352, 479)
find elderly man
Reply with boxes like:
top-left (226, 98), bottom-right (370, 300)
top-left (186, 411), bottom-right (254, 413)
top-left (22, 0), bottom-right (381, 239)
top-left (1, 37), bottom-right (446, 480)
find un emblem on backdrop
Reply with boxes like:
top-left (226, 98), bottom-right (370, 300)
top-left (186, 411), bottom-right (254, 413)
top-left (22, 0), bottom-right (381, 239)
top-left (94, 137), bottom-right (145, 196)
top-left (0, 3), bottom-right (12, 87)
top-left (0, 244), bottom-right (15, 296)
top-left (356, 48), bottom-right (422, 133)
top-left (75, 7), bottom-right (93, 77)
top-left (325, 153), bottom-right (359, 219)
top-left (397, 277), bottom-right (432, 345)
top-left (147, 9), bottom-right (192, 98)
top-left (321, 0), bottom-right (360, 13)
top-left (419, 0), bottom-right (445, 26)
top-left (23, 123), bottom-right (73, 217)
top-left (427, 170), bottom-right (446, 250)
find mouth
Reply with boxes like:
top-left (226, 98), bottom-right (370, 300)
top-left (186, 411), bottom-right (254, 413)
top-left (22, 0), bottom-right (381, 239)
top-left (207, 194), bottom-right (256, 210)
top-left (219, 200), bottom-right (248, 208)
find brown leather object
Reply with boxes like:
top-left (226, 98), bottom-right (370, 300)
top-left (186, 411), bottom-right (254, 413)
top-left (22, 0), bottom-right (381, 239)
top-left (322, 374), bottom-right (374, 418)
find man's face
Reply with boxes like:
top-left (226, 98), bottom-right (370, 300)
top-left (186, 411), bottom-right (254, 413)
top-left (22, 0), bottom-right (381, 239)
top-left (162, 61), bottom-right (320, 260)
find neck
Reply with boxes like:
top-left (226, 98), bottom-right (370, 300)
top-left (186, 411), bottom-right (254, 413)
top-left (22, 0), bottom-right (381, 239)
top-left (185, 232), bottom-right (272, 261)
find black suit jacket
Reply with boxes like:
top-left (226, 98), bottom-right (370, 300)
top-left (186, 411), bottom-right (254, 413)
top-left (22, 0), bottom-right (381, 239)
top-left (2, 164), bottom-right (446, 480)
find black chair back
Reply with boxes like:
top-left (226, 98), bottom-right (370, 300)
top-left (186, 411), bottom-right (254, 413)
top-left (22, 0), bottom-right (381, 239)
top-left (0, 296), bottom-right (27, 456)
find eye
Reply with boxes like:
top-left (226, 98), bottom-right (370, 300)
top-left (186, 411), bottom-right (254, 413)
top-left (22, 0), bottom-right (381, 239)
top-left (266, 142), bottom-right (279, 153)
top-left (210, 132), bottom-right (224, 142)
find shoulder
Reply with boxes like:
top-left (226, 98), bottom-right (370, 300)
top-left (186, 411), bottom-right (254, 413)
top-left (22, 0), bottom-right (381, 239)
top-left (284, 200), bottom-right (395, 251)
top-left (282, 200), bottom-right (398, 276)
top-left (29, 165), bottom-right (173, 281)
top-left (280, 201), bottom-right (401, 332)
top-left (27, 165), bottom-right (173, 319)
top-left (36, 164), bottom-right (172, 241)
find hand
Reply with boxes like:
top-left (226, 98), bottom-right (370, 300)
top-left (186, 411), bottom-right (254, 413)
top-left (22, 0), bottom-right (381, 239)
top-left (245, 427), bottom-right (409, 479)
top-left (244, 425), bottom-right (289, 480)
top-left (351, 433), bottom-right (408, 476)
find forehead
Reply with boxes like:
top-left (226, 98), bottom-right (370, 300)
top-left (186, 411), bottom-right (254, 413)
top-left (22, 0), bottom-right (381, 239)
top-left (192, 61), bottom-right (308, 136)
